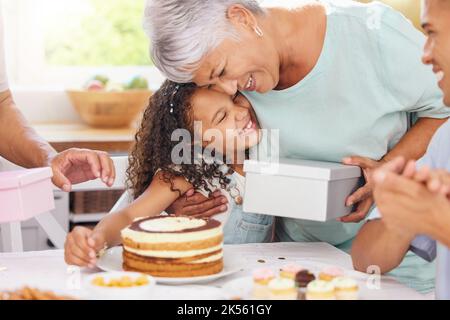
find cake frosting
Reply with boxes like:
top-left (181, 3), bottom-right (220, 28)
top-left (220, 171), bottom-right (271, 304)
top-left (320, 266), bottom-right (344, 277)
top-left (121, 216), bottom-right (222, 244)
top-left (253, 268), bottom-right (275, 281)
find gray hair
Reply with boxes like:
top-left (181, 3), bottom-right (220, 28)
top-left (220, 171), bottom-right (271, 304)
top-left (143, 0), bottom-right (265, 83)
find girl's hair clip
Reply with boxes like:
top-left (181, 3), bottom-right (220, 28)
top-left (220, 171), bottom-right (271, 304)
top-left (168, 84), bottom-right (181, 114)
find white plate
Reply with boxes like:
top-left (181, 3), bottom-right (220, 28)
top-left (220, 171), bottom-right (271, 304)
top-left (97, 246), bottom-right (242, 285)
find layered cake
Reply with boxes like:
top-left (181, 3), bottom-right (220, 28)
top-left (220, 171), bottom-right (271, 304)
top-left (121, 216), bottom-right (224, 277)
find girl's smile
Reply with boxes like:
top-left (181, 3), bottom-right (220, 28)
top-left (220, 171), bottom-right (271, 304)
top-left (191, 88), bottom-right (261, 155)
top-left (239, 112), bottom-right (258, 136)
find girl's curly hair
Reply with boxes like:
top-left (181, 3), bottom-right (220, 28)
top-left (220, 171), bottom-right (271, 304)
top-left (126, 80), bottom-right (233, 200)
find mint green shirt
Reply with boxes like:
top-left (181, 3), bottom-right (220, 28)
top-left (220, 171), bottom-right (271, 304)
top-left (244, 1), bottom-right (449, 247)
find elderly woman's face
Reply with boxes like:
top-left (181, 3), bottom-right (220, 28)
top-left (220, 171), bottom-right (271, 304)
top-left (192, 29), bottom-right (280, 95)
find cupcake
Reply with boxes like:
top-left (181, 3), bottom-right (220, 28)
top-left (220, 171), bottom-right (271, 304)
top-left (279, 264), bottom-right (304, 280)
top-left (267, 277), bottom-right (298, 300)
top-left (306, 280), bottom-right (336, 300)
top-left (319, 266), bottom-right (344, 282)
top-left (332, 277), bottom-right (359, 300)
top-left (252, 268), bottom-right (275, 299)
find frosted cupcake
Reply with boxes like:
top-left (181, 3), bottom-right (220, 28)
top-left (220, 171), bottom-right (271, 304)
top-left (306, 280), bottom-right (336, 300)
top-left (267, 278), bottom-right (298, 300)
top-left (319, 266), bottom-right (344, 282)
top-left (252, 268), bottom-right (275, 299)
top-left (279, 264), bottom-right (304, 280)
top-left (332, 277), bottom-right (359, 300)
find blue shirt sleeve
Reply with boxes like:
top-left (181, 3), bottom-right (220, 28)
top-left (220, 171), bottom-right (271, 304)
top-left (378, 5), bottom-right (449, 119)
top-left (410, 235), bottom-right (437, 262)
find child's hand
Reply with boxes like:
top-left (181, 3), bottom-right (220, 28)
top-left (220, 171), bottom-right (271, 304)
top-left (64, 227), bottom-right (107, 268)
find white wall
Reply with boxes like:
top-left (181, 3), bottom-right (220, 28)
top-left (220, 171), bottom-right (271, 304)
top-left (12, 88), bottom-right (83, 124)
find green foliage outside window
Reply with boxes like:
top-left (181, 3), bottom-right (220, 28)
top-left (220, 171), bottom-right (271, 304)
top-left (45, 0), bottom-right (151, 66)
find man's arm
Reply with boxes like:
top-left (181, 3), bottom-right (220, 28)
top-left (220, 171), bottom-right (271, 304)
top-left (0, 90), bottom-right (56, 168)
top-left (351, 219), bottom-right (414, 273)
top-left (383, 117), bottom-right (446, 162)
top-left (0, 90), bottom-right (116, 191)
top-left (341, 118), bottom-right (446, 223)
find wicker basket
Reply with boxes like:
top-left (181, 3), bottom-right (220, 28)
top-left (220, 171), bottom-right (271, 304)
top-left (70, 190), bottom-right (125, 214)
top-left (67, 90), bottom-right (152, 128)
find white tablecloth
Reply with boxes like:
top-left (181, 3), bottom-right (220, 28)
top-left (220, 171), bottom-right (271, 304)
top-left (0, 242), bottom-right (428, 300)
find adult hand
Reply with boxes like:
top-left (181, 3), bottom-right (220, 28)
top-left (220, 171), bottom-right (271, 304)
top-left (49, 148), bottom-right (116, 192)
top-left (372, 168), bottom-right (449, 237)
top-left (339, 156), bottom-right (387, 223)
top-left (401, 159), bottom-right (450, 196)
top-left (166, 189), bottom-right (228, 218)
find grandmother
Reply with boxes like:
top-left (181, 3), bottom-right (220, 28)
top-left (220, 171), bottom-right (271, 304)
top-left (143, 0), bottom-right (449, 292)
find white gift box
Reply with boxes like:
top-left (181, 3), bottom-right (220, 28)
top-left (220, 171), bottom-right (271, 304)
top-left (243, 159), bottom-right (362, 222)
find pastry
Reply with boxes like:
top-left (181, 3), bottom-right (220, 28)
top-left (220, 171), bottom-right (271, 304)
top-left (332, 277), bottom-right (359, 300)
top-left (252, 268), bottom-right (275, 299)
top-left (279, 264), bottom-right (304, 280)
top-left (295, 270), bottom-right (316, 288)
top-left (0, 287), bottom-right (74, 300)
top-left (121, 216), bottom-right (223, 277)
top-left (319, 266), bottom-right (344, 281)
top-left (306, 280), bottom-right (336, 300)
top-left (267, 277), bottom-right (298, 300)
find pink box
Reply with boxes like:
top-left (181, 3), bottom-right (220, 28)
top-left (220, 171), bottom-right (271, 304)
top-left (0, 168), bottom-right (55, 223)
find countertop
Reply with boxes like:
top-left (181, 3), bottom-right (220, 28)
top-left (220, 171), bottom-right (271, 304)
top-left (32, 123), bottom-right (136, 153)
top-left (33, 123), bottom-right (136, 143)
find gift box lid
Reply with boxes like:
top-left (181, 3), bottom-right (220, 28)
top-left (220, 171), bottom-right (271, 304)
top-left (0, 167), bottom-right (53, 190)
top-left (244, 158), bottom-right (361, 181)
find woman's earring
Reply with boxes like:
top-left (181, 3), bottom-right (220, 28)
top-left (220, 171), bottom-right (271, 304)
top-left (254, 25), bottom-right (263, 37)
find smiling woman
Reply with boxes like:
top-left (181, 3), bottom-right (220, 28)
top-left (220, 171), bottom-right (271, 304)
top-left (143, 0), bottom-right (266, 85)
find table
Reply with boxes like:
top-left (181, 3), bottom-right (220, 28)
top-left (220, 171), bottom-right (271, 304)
top-left (0, 242), bottom-right (428, 300)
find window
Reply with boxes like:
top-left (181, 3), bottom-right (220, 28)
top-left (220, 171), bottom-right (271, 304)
top-left (2, 0), bottom-right (164, 89)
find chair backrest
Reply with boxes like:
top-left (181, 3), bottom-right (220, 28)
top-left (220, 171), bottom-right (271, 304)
top-left (70, 156), bottom-right (132, 214)
top-left (110, 189), bottom-right (134, 213)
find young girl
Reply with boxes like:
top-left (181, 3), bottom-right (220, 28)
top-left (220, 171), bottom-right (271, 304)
top-left (64, 80), bottom-right (273, 268)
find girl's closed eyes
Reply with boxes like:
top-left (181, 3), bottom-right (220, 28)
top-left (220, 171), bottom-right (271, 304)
top-left (191, 86), bottom-right (261, 157)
